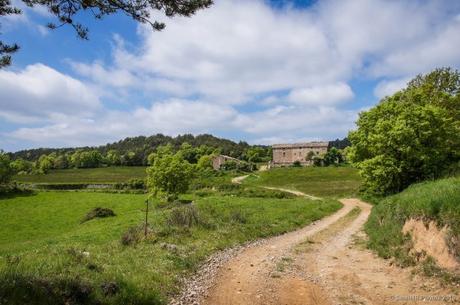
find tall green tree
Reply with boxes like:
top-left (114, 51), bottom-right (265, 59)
top-left (0, 150), bottom-right (14, 185)
top-left (0, 0), bottom-right (213, 67)
top-left (147, 150), bottom-right (193, 202)
top-left (348, 68), bottom-right (460, 195)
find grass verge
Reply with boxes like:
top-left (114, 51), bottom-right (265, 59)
top-left (365, 176), bottom-right (460, 281)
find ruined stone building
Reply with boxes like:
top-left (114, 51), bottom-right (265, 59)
top-left (212, 155), bottom-right (243, 170)
top-left (271, 142), bottom-right (329, 166)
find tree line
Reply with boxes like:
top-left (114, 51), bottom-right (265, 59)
top-left (3, 134), bottom-right (273, 174)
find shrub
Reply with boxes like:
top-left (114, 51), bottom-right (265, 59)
top-left (230, 210), bottom-right (247, 224)
top-left (292, 160), bottom-right (302, 167)
top-left (127, 178), bottom-right (145, 189)
top-left (81, 207), bottom-right (116, 223)
top-left (121, 225), bottom-right (145, 246)
top-left (167, 205), bottom-right (203, 228)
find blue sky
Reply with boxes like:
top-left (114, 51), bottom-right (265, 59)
top-left (1, 0), bottom-right (460, 152)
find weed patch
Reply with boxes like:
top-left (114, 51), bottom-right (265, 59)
top-left (81, 207), bottom-right (116, 223)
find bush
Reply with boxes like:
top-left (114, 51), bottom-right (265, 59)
top-left (121, 225), bottom-right (145, 246)
top-left (230, 210), bottom-right (247, 224)
top-left (127, 179), bottom-right (145, 189)
top-left (81, 207), bottom-right (116, 223)
top-left (167, 205), bottom-right (204, 228)
top-left (292, 160), bottom-right (302, 167)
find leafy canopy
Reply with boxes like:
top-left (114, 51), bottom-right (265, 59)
top-left (0, 0), bottom-right (213, 67)
top-left (147, 146), bottom-right (193, 202)
top-left (0, 150), bottom-right (14, 185)
top-left (348, 68), bottom-right (460, 195)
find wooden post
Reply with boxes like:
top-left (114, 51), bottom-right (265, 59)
top-left (144, 199), bottom-right (149, 237)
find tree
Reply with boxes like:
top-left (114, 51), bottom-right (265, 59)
top-left (37, 154), bottom-right (53, 173)
top-left (196, 154), bottom-right (213, 170)
top-left (348, 68), bottom-right (460, 195)
top-left (0, 150), bottom-right (14, 185)
top-left (323, 147), bottom-right (343, 166)
top-left (0, 0), bottom-right (213, 67)
top-left (147, 151), bottom-right (193, 202)
top-left (305, 151), bottom-right (315, 163)
top-left (106, 150), bottom-right (121, 166)
top-left (10, 158), bottom-right (33, 173)
top-left (53, 154), bottom-right (70, 169)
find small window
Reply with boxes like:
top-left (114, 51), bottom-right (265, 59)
top-left (283, 152), bottom-right (286, 157)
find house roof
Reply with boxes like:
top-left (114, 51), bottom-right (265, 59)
top-left (272, 142), bottom-right (329, 149)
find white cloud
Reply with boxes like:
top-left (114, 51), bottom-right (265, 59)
top-left (287, 83), bottom-right (354, 105)
top-left (3, 0), bottom-right (460, 150)
top-left (0, 64), bottom-right (101, 123)
top-left (374, 77), bottom-right (411, 99)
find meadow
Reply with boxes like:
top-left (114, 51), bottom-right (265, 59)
top-left (13, 167), bottom-right (148, 184)
top-left (0, 181), bottom-right (341, 304)
top-left (244, 166), bottom-right (362, 198)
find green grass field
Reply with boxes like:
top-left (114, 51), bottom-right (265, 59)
top-left (244, 166), bottom-right (362, 198)
top-left (13, 167), bottom-right (148, 184)
top-left (365, 176), bottom-right (460, 273)
top-left (0, 190), bottom-right (341, 304)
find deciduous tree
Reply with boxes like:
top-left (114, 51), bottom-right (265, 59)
top-left (348, 68), bottom-right (460, 195)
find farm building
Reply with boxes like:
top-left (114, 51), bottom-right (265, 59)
top-left (271, 142), bottom-right (328, 167)
top-left (211, 155), bottom-right (244, 170)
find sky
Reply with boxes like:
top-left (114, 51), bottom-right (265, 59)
top-left (1, 0), bottom-right (460, 152)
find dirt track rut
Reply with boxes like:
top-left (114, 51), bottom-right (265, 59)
top-left (199, 196), bottom-right (458, 305)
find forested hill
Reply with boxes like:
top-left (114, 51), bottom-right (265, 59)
top-left (10, 134), bottom-right (253, 163)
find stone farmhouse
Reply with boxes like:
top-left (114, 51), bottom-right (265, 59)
top-left (212, 155), bottom-right (243, 170)
top-left (271, 142), bottom-right (329, 167)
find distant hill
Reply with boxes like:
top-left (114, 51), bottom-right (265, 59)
top-left (9, 134), bottom-right (350, 165)
top-left (10, 134), bottom-right (254, 162)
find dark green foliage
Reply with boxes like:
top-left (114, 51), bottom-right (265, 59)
top-left (114, 179), bottom-right (146, 190)
top-left (292, 160), bottom-right (302, 167)
top-left (328, 138), bottom-right (351, 150)
top-left (0, 0), bottom-right (21, 68)
top-left (322, 147), bottom-right (343, 166)
top-left (349, 68), bottom-right (460, 195)
top-left (82, 207), bottom-right (116, 223)
top-left (11, 134), bottom-right (252, 167)
top-left (365, 176), bottom-right (460, 266)
top-left (0, 150), bottom-right (14, 186)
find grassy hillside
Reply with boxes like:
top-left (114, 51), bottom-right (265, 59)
top-left (244, 166), bottom-right (361, 198)
top-left (13, 167), bottom-right (147, 184)
top-left (365, 176), bottom-right (460, 270)
top-left (0, 191), bottom-right (340, 304)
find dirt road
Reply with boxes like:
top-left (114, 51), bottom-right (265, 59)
top-left (198, 197), bottom-right (457, 305)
